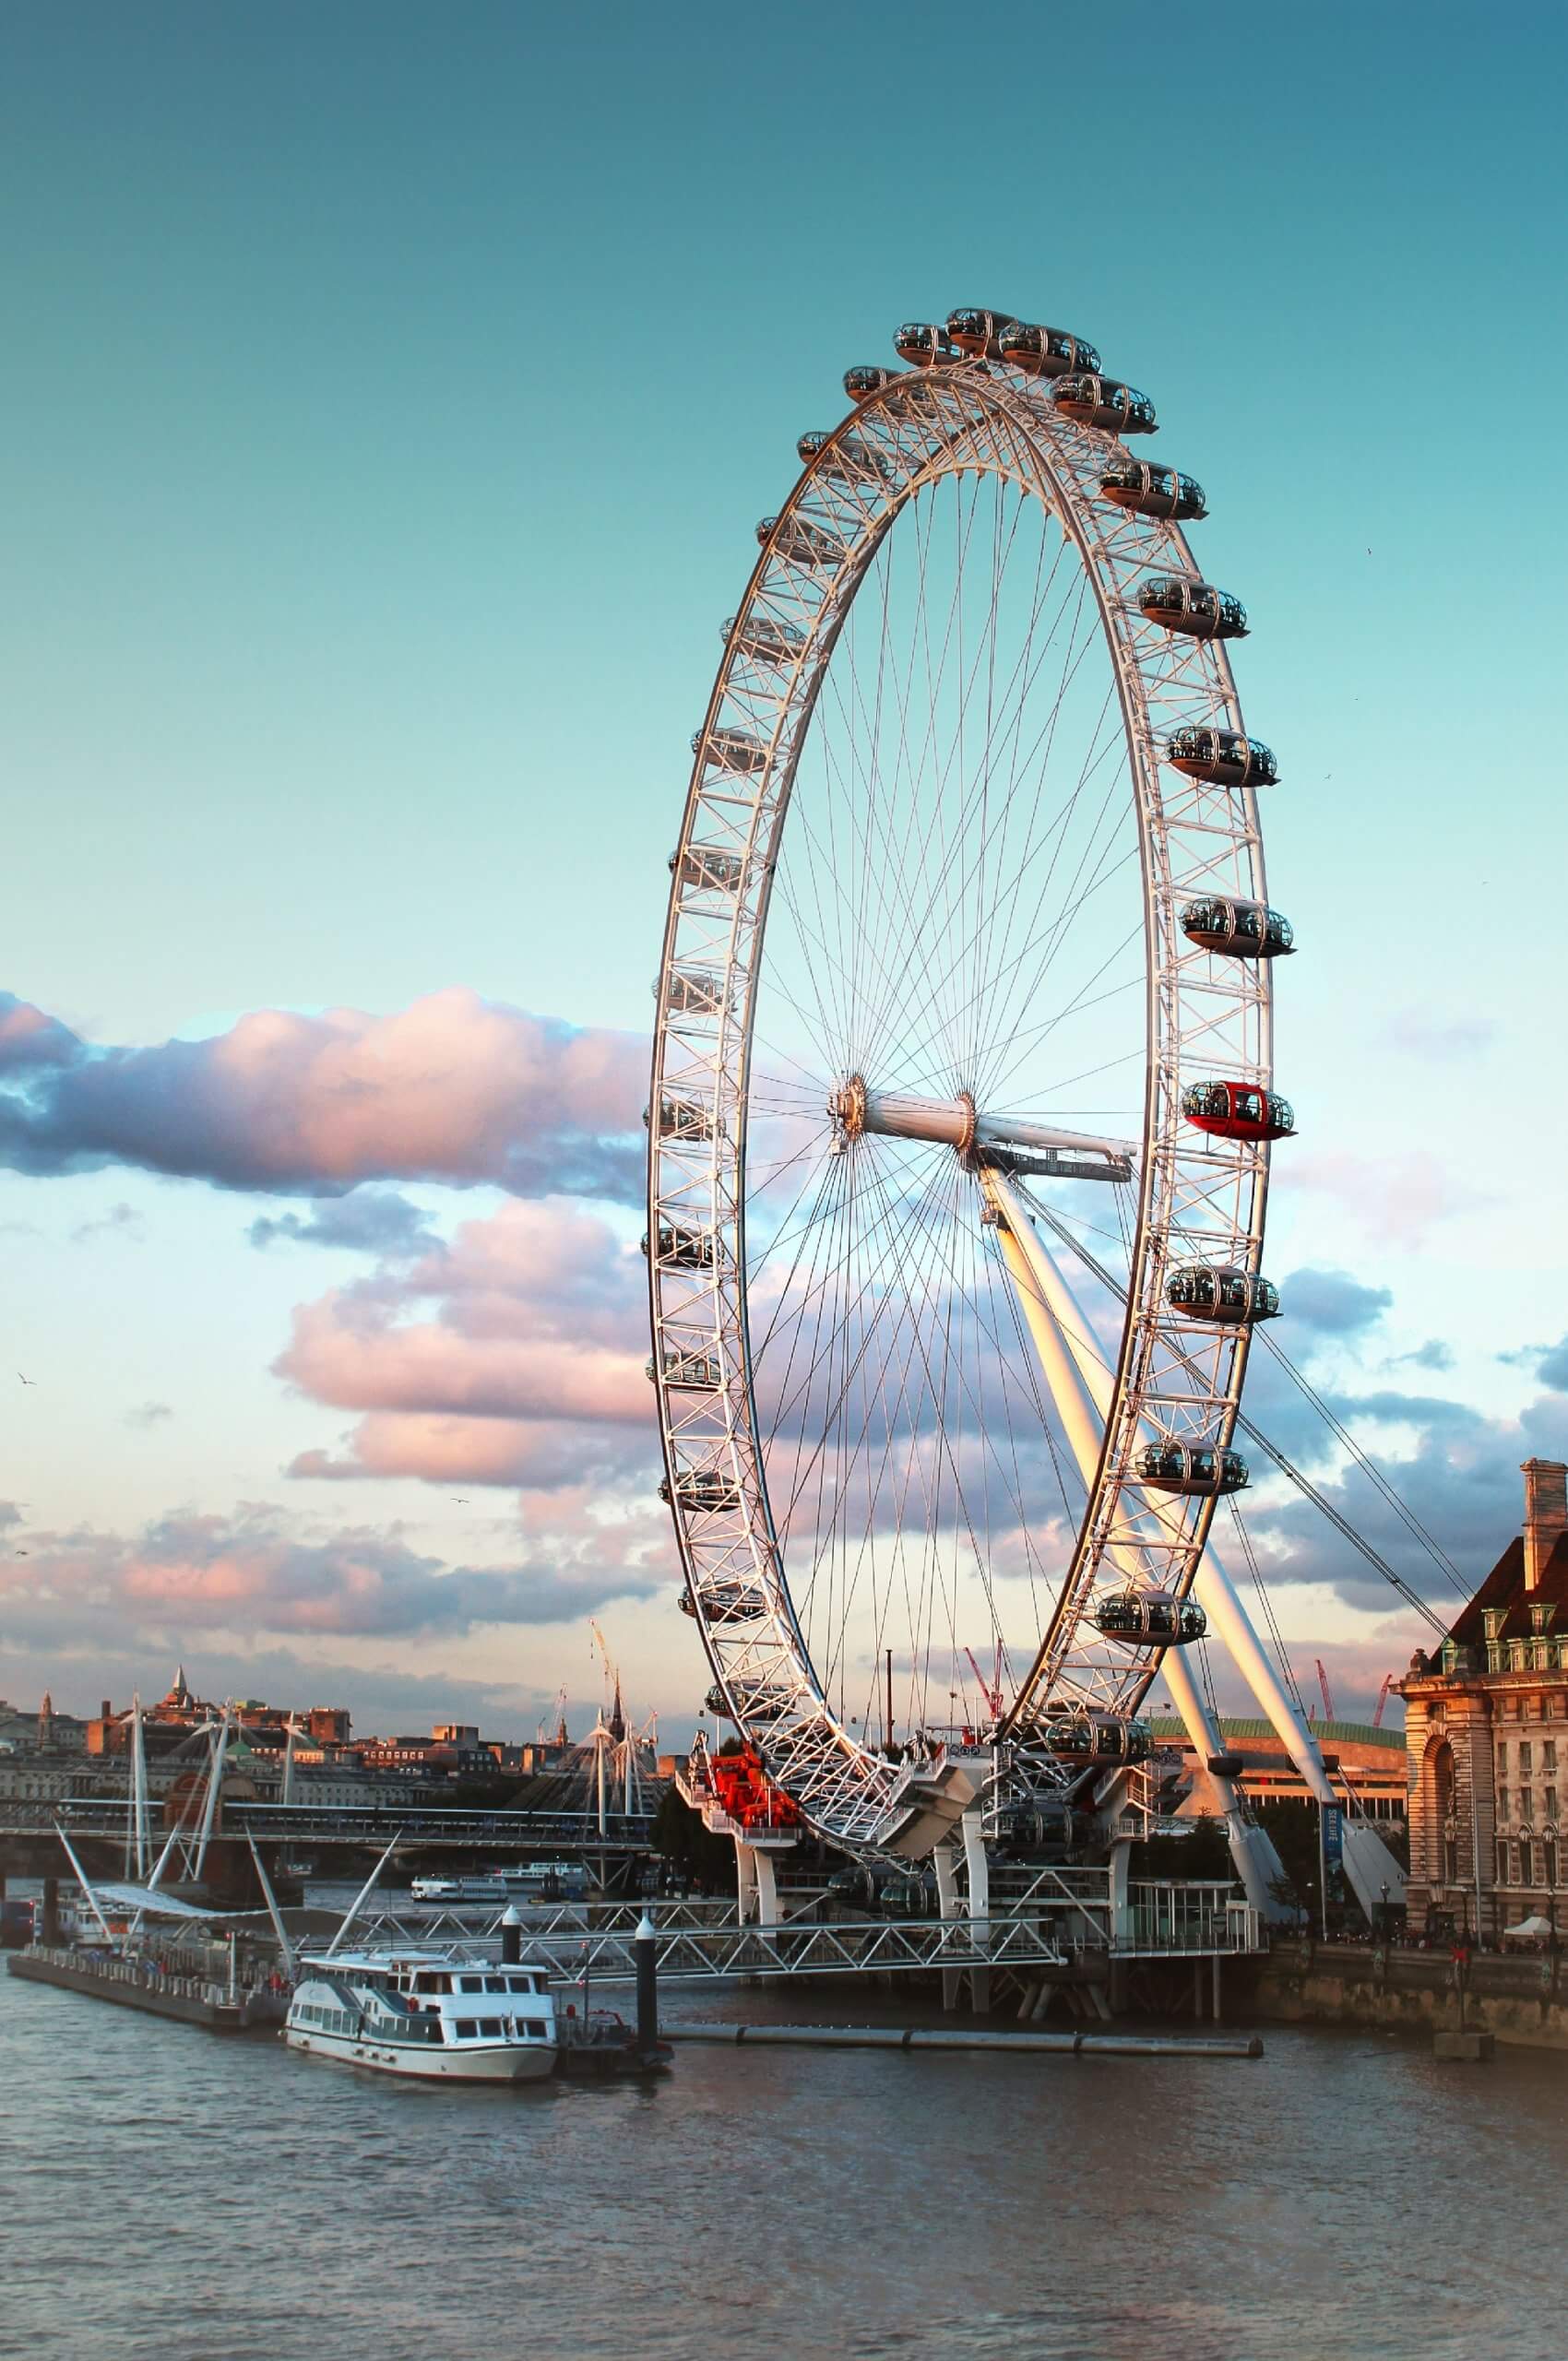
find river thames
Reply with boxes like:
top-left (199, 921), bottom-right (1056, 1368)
top-left (5, 1968), bottom-right (1566, 2361)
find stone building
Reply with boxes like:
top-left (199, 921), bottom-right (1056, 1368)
top-left (1402, 1458), bottom-right (1568, 1940)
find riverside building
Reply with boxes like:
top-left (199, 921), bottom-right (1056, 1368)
top-left (1402, 1459), bottom-right (1568, 1940)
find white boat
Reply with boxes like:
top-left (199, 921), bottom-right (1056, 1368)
top-left (410, 1864), bottom-right (585, 1903)
top-left (285, 1948), bottom-right (558, 2082)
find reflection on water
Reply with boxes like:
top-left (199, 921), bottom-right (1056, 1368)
top-left (5, 1968), bottom-right (1566, 2361)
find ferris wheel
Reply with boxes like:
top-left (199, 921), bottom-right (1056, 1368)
top-left (647, 308), bottom-right (1294, 1856)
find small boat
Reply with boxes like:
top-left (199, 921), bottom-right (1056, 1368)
top-left (410, 1864), bottom-right (585, 1904)
top-left (285, 1948), bottom-right (558, 2082)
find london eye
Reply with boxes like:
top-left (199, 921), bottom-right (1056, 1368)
top-left (647, 305), bottom-right (1313, 1879)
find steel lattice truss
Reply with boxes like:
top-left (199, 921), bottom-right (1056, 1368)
top-left (647, 341), bottom-right (1277, 1853)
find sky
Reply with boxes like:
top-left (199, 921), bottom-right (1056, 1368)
top-left (4, 1), bottom-right (1568, 1739)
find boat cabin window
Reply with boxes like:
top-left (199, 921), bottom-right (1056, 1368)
top-left (506, 1975), bottom-right (538, 1994)
top-left (414, 1971), bottom-right (450, 1994)
top-left (523, 2018), bottom-right (549, 2039)
top-left (455, 2018), bottom-right (477, 2040)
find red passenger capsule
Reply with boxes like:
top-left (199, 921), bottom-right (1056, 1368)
top-left (1181, 1081), bottom-right (1295, 1143)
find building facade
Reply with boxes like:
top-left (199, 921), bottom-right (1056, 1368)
top-left (1402, 1458), bottom-right (1568, 1940)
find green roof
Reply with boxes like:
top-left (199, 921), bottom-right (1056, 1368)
top-left (1148, 1715), bottom-right (1404, 1751)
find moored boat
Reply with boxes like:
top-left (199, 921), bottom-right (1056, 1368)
top-left (285, 1947), bottom-right (558, 2082)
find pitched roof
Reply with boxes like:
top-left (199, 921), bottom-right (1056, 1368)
top-left (1443, 1531), bottom-right (1568, 1648)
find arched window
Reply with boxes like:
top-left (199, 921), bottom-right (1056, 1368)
top-left (1545, 1833), bottom-right (1559, 1890)
top-left (1497, 1838), bottom-right (1511, 1885)
top-left (1520, 1835), bottom-right (1535, 1888)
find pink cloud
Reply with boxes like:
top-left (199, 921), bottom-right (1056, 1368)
top-left (0, 988), bottom-right (646, 1202)
top-left (279, 1201), bottom-right (655, 1489)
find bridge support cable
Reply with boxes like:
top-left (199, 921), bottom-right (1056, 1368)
top-left (1226, 1499), bottom-right (1309, 1723)
top-left (1026, 1196), bottom-right (1451, 1642)
top-left (1004, 1184), bottom-right (1409, 1922)
top-left (1252, 1329), bottom-right (1468, 1599)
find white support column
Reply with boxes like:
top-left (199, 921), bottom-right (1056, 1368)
top-left (933, 1842), bottom-right (963, 2012)
top-left (984, 1166), bottom-right (1285, 1919)
top-left (992, 1171), bottom-right (1406, 1928)
top-left (753, 1847), bottom-right (778, 1929)
top-left (733, 1834), bottom-right (758, 1925)
top-left (960, 1809), bottom-right (992, 2014)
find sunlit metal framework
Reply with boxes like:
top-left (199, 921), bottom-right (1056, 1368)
top-left (648, 348), bottom-right (1275, 1852)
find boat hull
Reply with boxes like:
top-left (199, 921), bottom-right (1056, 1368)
top-left (286, 2027), bottom-right (555, 2082)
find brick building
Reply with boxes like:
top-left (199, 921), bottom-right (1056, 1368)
top-left (1402, 1459), bottom-right (1568, 1940)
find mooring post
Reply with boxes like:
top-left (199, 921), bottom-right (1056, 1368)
top-left (42, 1876), bottom-right (60, 1946)
top-left (636, 1911), bottom-right (659, 2057)
top-left (500, 1904), bottom-right (523, 1965)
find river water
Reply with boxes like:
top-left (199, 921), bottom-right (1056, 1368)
top-left (4, 1962), bottom-right (1565, 2361)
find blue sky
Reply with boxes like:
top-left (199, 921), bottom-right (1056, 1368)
top-left (4, 3), bottom-right (1566, 1734)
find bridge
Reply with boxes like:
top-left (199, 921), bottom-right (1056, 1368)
top-left (0, 1799), bottom-right (658, 1855)
top-left (351, 1869), bottom-right (1264, 2004)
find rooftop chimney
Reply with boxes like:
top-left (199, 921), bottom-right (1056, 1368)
top-left (1521, 1458), bottom-right (1568, 1592)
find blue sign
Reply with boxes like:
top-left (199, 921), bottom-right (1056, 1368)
top-left (1321, 1804), bottom-right (1345, 1866)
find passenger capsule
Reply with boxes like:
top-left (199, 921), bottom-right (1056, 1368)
top-left (659, 1468), bottom-right (742, 1515)
top-left (723, 613), bottom-right (808, 668)
top-left (648, 1346), bottom-right (723, 1390)
top-left (894, 322), bottom-right (960, 368)
top-left (1182, 1080), bottom-right (1295, 1143)
top-left (671, 843), bottom-right (744, 895)
top-left (1053, 374), bottom-right (1158, 434)
top-left (1092, 1592), bottom-right (1208, 1646)
top-left (945, 307), bottom-right (1019, 359)
top-left (1100, 458), bottom-right (1206, 521)
top-left (844, 363), bottom-right (898, 402)
top-left (1044, 1713), bottom-right (1153, 1762)
top-left (1207, 1750), bottom-right (1246, 1779)
top-left (1138, 577), bottom-right (1247, 640)
top-left (996, 322), bottom-right (1101, 377)
top-left (679, 1581), bottom-right (767, 1626)
top-left (694, 724), bottom-right (768, 773)
top-left (1165, 728), bottom-right (1277, 788)
top-left (704, 1684), bottom-right (734, 1718)
top-left (1165, 1264), bottom-right (1280, 1325)
top-left (642, 1222), bottom-right (717, 1270)
top-left (729, 1681), bottom-right (791, 1724)
top-left (796, 430), bottom-right (892, 484)
top-left (653, 1094), bottom-right (713, 1143)
top-left (1135, 1441), bottom-right (1250, 1497)
top-left (661, 969), bottom-right (726, 1018)
top-left (757, 513), bottom-right (849, 570)
top-left (1180, 896), bottom-right (1294, 959)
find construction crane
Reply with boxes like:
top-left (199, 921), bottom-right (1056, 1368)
top-left (963, 1643), bottom-right (1004, 1720)
top-left (1315, 1659), bottom-right (1336, 1723)
top-left (536, 1683), bottom-right (568, 1747)
top-left (1372, 1672), bottom-right (1396, 1728)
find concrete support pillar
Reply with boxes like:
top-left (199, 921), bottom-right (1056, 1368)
top-left (961, 1808), bottom-right (991, 2015)
top-left (753, 1847), bottom-right (778, 1930)
top-left (42, 1877), bottom-right (60, 1946)
top-left (1212, 1952), bottom-right (1222, 2023)
top-left (933, 1843), bottom-right (963, 2013)
top-left (733, 1835), bottom-right (757, 1925)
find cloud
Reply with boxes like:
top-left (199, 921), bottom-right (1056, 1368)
top-left (1385, 1010), bottom-right (1498, 1060)
top-left (1280, 1266), bottom-right (1391, 1338)
top-left (1388, 1339), bottom-right (1455, 1373)
top-left (278, 1200), bottom-right (655, 1489)
top-left (249, 1189), bottom-right (439, 1257)
top-left (0, 1501), bottom-right (667, 1646)
top-left (125, 1401), bottom-right (173, 1429)
top-left (0, 988), bottom-right (645, 1203)
top-left (1288, 1149), bottom-right (1492, 1248)
top-left (1534, 1337), bottom-right (1568, 1392)
top-left (70, 1200), bottom-right (145, 1244)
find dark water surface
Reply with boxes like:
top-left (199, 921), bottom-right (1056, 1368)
top-left (4, 1968), bottom-right (1564, 2361)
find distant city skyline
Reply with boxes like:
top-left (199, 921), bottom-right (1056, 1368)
top-left (6, 6), bottom-right (1568, 1734)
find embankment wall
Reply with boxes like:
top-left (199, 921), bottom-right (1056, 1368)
top-left (1243, 1938), bottom-right (1568, 2052)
